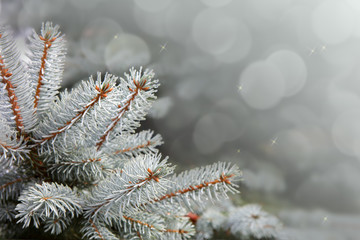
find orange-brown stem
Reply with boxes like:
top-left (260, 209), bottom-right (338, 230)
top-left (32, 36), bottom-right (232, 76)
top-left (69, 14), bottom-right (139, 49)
top-left (127, 168), bottom-right (160, 186)
top-left (123, 214), bottom-right (188, 234)
top-left (113, 140), bottom-right (152, 155)
top-left (136, 231), bottom-right (143, 240)
top-left (123, 214), bottom-right (155, 229)
top-left (0, 34), bottom-right (24, 134)
top-left (91, 169), bottom-right (160, 212)
top-left (28, 147), bottom-right (49, 178)
top-left (163, 228), bottom-right (188, 234)
top-left (34, 36), bottom-right (57, 109)
top-left (57, 158), bottom-right (102, 165)
top-left (96, 79), bottom-right (149, 150)
top-left (0, 141), bottom-right (19, 152)
top-left (0, 178), bottom-right (25, 191)
top-left (79, 158), bottom-right (101, 164)
top-left (154, 173), bottom-right (234, 203)
top-left (41, 196), bottom-right (52, 201)
top-left (186, 212), bottom-right (200, 225)
top-left (89, 219), bottom-right (105, 240)
top-left (37, 84), bottom-right (113, 144)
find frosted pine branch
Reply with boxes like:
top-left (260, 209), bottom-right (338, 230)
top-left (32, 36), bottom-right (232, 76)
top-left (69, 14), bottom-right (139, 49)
top-left (0, 26), bottom-right (35, 134)
top-left (28, 22), bottom-right (66, 117)
top-left (227, 204), bottom-right (282, 239)
top-left (15, 182), bottom-right (82, 228)
top-left (33, 72), bottom-right (118, 147)
top-left (146, 162), bottom-right (241, 209)
top-left (0, 21), bottom-right (271, 240)
top-left (107, 130), bottom-right (163, 159)
top-left (0, 122), bottom-right (29, 165)
top-left (96, 67), bottom-right (159, 150)
top-left (84, 154), bottom-right (174, 221)
top-left (0, 171), bottom-right (31, 201)
top-left (81, 218), bottom-right (120, 240)
top-left (43, 216), bottom-right (71, 235)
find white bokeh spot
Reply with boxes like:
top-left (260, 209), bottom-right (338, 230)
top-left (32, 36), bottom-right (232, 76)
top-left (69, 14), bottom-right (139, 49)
top-left (312, 0), bottom-right (355, 45)
top-left (239, 61), bottom-right (285, 110)
top-left (105, 33), bottom-right (150, 73)
top-left (266, 50), bottom-right (307, 97)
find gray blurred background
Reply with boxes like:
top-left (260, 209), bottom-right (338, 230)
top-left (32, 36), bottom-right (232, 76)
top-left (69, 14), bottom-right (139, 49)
top-left (2, 0), bottom-right (360, 239)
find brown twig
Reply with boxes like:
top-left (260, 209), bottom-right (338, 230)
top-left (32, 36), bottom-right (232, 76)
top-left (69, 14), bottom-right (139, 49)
top-left (0, 34), bottom-right (24, 134)
top-left (96, 78), bottom-right (149, 150)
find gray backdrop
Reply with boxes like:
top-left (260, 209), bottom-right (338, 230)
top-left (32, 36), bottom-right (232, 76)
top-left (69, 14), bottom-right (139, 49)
top-left (1, 0), bottom-right (360, 238)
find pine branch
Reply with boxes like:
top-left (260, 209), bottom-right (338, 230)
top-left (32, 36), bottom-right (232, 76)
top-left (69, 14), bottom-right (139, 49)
top-left (153, 204), bottom-right (195, 240)
top-left (0, 32), bottom-right (23, 134)
top-left (226, 204), bottom-right (282, 239)
top-left (0, 21), bottom-right (249, 240)
top-left (34, 73), bottom-right (117, 146)
top-left (81, 218), bottom-right (119, 240)
top-left (43, 216), bottom-right (71, 235)
top-left (0, 27), bottom-right (35, 133)
top-left (0, 202), bottom-right (17, 222)
top-left (15, 182), bottom-right (82, 228)
top-left (28, 22), bottom-right (66, 116)
top-left (96, 68), bottom-right (159, 150)
top-left (0, 172), bottom-right (31, 201)
top-left (33, 36), bottom-right (56, 109)
top-left (49, 152), bottom-right (108, 183)
top-left (84, 154), bottom-right (174, 221)
top-left (144, 162), bottom-right (241, 209)
top-left (0, 128), bottom-right (28, 165)
top-left (107, 130), bottom-right (163, 160)
top-left (0, 115), bottom-right (29, 165)
top-left (120, 212), bottom-right (194, 240)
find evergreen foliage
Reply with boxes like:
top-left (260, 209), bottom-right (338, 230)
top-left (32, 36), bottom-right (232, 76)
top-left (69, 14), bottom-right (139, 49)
top-left (0, 22), bottom-right (282, 239)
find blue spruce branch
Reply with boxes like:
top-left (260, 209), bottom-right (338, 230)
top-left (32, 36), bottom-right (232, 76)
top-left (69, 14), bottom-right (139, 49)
top-left (0, 21), bottom-right (282, 240)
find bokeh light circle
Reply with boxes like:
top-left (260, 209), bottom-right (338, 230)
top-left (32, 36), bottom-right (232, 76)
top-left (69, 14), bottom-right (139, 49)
top-left (239, 61), bottom-right (285, 109)
top-left (217, 19), bottom-right (252, 63)
top-left (133, 6), bottom-right (167, 37)
top-left (105, 33), bottom-right (150, 73)
top-left (192, 9), bottom-right (238, 55)
top-left (272, 129), bottom-right (314, 171)
top-left (266, 50), bottom-right (307, 97)
top-left (193, 112), bottom-right (240, 154)
top-left (200, 0), bottom-right (232, 7)
top-left (149, 97), bottom-right (173, 119)
top-left (81, 18), bottom-right (122, 65)
top-left (165, 2), bottom-right (202, 43)
top-left (332, 110), bottom-right (360, 158)
top-left (134, 0), bottom-right (172, 12)
top-left (327, 82), bottom-right (360, 113)
top-left (312, 0), bottom-right (355, 45)
top-left (70, 0), bottom-right (102, 9)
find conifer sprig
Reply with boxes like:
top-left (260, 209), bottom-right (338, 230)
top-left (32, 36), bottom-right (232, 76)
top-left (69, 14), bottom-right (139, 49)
top-left (15, 182), bottom-right (82, 228)
top-left (0, 22), bottom-right (247, 240)
top-left (0, 27), bottom-right (35, 134)
top-left (28, 22), bottom-right (66, 116)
